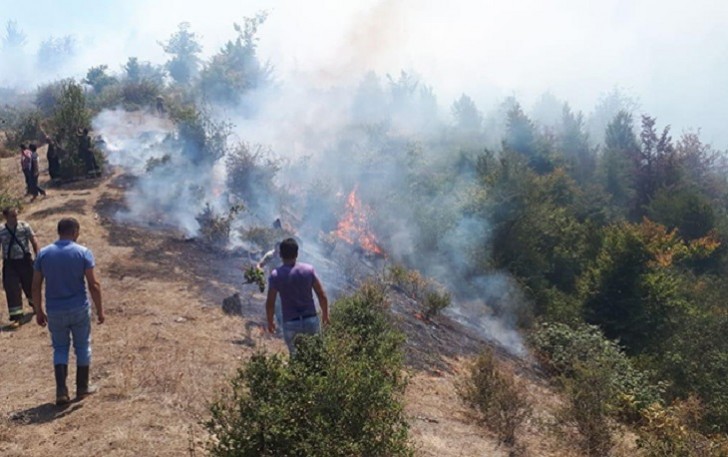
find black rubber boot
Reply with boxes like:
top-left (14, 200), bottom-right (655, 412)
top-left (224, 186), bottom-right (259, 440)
top-left (54, 364), bottom-right (70, 405)
top-left (76, 365), bottom-right (97, 399)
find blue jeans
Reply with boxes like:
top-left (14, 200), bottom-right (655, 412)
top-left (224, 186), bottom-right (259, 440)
top-left (282, 315), bottom-right (320, 355)
top-left (47, 306), bottom-right (91, 366)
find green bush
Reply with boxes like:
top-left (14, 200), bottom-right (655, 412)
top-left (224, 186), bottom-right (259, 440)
top-left (530, 322), bottom-right (662, 422)
top-left (559, 360), bottom-right (615, 456)
top-left (1, 107), bottom-right (43, 149)
top-left (457, 348), bottom-right (532, 446)
top-left (206, 282), bottom-right (412, 457)
top-left (386, 264), bottom-right (451, 319)
top-left (196, 204), bottom-right (243, 247)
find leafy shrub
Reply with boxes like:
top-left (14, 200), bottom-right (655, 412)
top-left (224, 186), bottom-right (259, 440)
top-left (559, 360), bottom-right (615, 456)
top-left (196, 204), bottom-right (243, 247)
top-left (121, 80), bottom-right (161, 110)
top-left (206, 282), bottom-right (412, 457)
top-left (1, 108), bottom-right (42, 149)
top-left (240, 225), bottom-right (294, 252)
top-left (169, 104), bottom-right (229, 164)
top-left (387, 264), bottom-right (451, 319)
top-left (530, 322), bottom-right (662, 422)
top-left (423, 289), bottom-right (451, 319)
top-left (457, 348), bottom-right (532, 446)
top-left (225, 142), bottom-right (281, 211)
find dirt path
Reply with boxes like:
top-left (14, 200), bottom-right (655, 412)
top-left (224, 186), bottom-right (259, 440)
top-left (0, 157), bottom-right (576, 456)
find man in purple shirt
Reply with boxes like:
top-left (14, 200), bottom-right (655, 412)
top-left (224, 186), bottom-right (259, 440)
top-left (33, 217), bottom-right (104, 405)
top-left (266, 238), bottom-right (329, 355)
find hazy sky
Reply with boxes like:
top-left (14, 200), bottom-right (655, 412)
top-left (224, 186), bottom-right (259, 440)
top-left (3, 0), bottom-right (728, 145)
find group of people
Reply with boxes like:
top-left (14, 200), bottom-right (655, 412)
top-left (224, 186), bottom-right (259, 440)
top-left (2, 208), bottom-right (104, 405)
top-left (3, 207), bottom-right (326, 405)
top-left (19, 128), bottom-right (102, 199)
top-left (19, 143), bottom-right (47, 200)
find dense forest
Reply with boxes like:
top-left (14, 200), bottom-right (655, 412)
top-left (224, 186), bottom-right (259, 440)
top-left (2, 14), bottom-right (728, 456)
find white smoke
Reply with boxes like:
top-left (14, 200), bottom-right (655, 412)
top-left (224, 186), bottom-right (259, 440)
top-left (93, 108), bottom-right (229, 236)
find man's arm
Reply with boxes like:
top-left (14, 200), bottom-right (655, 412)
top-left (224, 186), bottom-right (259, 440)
top-left (29, 234), bottom-right (39, 256)
top-left (313, 277), bottom-right (329, 325)
top-left (32, 270), bottom-right (47, 326)
top-left (84, 268), bottom-right (104, 324)
top-left (265, 286), bottom-right (278, 333)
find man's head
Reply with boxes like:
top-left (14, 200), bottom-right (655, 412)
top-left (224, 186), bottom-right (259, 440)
top-left (2, 207), bottom-right (18, 223)
top-left (19, 143), bottom-right (26, 151)
top-left (58, 217), bottom-right (81, 240)
top-left (279, 238), bottom-right (298, 261)
top-left (83, 128), bottom-right (89, 135)
top-left (29, 143), bottom-right (37, 152)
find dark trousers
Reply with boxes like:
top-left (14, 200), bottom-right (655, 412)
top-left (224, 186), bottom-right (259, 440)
top-left (3, 256), bottom-right (34, 322)
top-left (83, 152), bottom-right (99, 175)
top-left (22, 169), bottom-right (31, 195)
top-left (29, 174), bottom-right (46, 197)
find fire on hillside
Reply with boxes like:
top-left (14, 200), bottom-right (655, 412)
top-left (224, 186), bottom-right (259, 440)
top-left (325, 186), bottom-right (385, 258)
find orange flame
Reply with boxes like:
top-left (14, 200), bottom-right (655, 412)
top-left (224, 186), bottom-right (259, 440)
top-left (332, 186), bottom-right (385, 256)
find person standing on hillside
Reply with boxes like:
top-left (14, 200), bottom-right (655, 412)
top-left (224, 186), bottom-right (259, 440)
top-left (265, 237), bottom-right (329, 355)
top-left (33, 217), bottom-right (104, 405)
top-left (0, 207), bottom-right (39, 328)
top-left (78, 128), bottom-right (99, 178)
top-left (46, 135), bottom-right (62, 180)
top-left (19, 143), bottom-right (32, 195)
top-left (28, 144), bottom-right (47, 200)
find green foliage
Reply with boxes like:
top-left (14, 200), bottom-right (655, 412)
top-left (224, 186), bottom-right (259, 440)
top-left (1, 107), bottom-right (43, 149)
top-left (559, 360), bottom-right (615, 456)
top-left (35, 80), bottom-right (65, 116)
top-left (646, 186), bottom-right (716, 241)
top-left (161, 22), bottom-right (202, 85)
top-left (206, 283), bottom-right (412, 457)
top-left (457, 348), bottom-right (532, 446)
top-left (37, 36), bottom-right (75, 71)
top-left (658, 311), bottom-right (728, 433)
top-left (199, 13), bottom-right (272, 108)
top-left (42, 79), bottom-right (94, 180)
top-left (580, 220), bottom-right (719, 354)
top-left (84, 65), bottom-right (118, 94)
top-left (225, 142), bottom-right (280, 211)
top-left (386, 264), bottom-right (451, 319)
top-left (242, 266), bottom-right (266, 293)
top-left (196, 204), bottom-right (243, 247)
top-left (168, 104), bottom-right (230, 165)
top-left (473, 152), bottom-right (591, 316)
top-left (530, 322), bottom-right (662, 422)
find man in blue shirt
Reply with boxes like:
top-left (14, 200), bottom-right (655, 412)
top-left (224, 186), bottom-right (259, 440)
top-left (33, 217), bottom-right (104, 405)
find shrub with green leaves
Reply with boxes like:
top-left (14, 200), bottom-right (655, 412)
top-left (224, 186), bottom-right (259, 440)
top-left (386, 264), bottom-right (451, 319)
top-left (457, 348), bottom-right (531, 446)
top-left (530, 322), bottom-right (662, 422)
top-left (206, 282), bottom-right (412, 457)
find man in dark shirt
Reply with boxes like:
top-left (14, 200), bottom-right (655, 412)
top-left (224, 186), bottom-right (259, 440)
top-left (265, 238), bottom-right (329, 355)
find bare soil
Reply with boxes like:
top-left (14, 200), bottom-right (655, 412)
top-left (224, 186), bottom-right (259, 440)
top-left (0, 150), bottom-right (634, 456)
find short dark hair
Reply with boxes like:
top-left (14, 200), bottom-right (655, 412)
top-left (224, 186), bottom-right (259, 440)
top-left (19, 143), bottom-right (26, 150)
top-left (58, 217), bottom-right (80, 236)
top-left (29, 143), bottom-right (37, 152)
top-left (279, 238), bottom-right (298, 260)
top-left (2, 207), bottom-right (17, 217)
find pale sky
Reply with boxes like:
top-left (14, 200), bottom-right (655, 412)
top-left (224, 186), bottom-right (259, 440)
top-left (3, 0), bottom-right (728, 145)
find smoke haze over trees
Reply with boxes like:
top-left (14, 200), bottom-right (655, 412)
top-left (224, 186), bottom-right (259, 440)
top-left (3, 0), bottom-right (728, 450)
